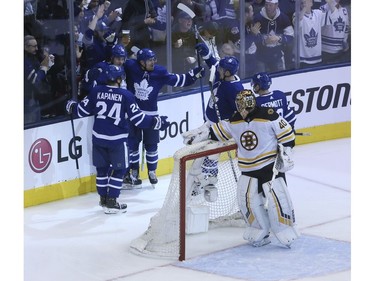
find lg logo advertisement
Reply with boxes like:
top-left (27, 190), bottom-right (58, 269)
top-left (28, 138), bottom-right (53, 173)
top-left (28, 137), bottom-right (82, 173)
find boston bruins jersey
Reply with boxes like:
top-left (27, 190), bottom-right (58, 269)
top-left (211, 107), bottom-right (295, 172)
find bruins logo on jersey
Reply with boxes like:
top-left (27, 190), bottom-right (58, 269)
top-left (240, 130), bottom-right (258, 150)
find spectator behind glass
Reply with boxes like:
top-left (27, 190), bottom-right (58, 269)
top-left (320, 0), bottom-right (350, 64)
top-left (293, 0), bottom-right (337, 68)
top-left (171, 11), bottom-right (197, 73)
top-left (252, 0), bottom-right (294, 72)
top-left (121, 0), bottom-right (157, 52)
top-left (24, 35), bottom-right (55, 124)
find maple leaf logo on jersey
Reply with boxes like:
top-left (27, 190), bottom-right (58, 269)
top-left (333, 16), bottom-right (345, 33)
top-left (134, 79), bottom-right (154, 101)
top-left (304, 28), bottom-right (318, 48)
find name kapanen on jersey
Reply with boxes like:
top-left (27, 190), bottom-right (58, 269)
top-left (97, 92), bottom-right (123, 102)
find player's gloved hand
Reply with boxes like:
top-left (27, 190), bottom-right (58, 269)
top-left (275, 144), bottom-right (294, 173)
top-left (195, 42), bottom-right (211, 59)
top-left (153, 116), bottom-right (170, 130)
top-left (66, 99), bottom-right (77, 115)
top-left (189, 66), bottom-right (205, 81)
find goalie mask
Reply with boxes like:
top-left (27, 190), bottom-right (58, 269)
top-left (235, 90), bottom-right (256, 114)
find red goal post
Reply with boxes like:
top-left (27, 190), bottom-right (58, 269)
top-left (130, 140), bottom-right (245, 261)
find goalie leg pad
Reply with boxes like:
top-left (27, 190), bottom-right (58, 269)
top-left (237, 175), bottom-right (270, 245)
top-left (262, 177), bottom-right (300, 247)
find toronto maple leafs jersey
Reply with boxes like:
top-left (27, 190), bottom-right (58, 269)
top-left (253, 8), bottom-right (294, 63)
top-left (124, 59), bottom-right (198, 115)
top-left (295, 8), bottom-right (338, 64)
top-left (210, 107), bottom-right (295, 172)
top-left (201, 56), bottom-right (244, 123)
top-left (71, 85), bottom-right (156, 146)
top-left (255, 90), bottom-right (296, 130)
top-left (320, 4), bottom-right (350, 54)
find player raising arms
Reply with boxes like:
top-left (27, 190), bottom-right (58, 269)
top-left (123, 48), bottom-right (205, 188)
top-left (182, 42), bottom-right (244, 197)
top-left (66, 65), bottom-right (170, 214)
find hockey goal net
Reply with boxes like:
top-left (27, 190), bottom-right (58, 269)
top-left (129, 140), bottom-right (245, 261)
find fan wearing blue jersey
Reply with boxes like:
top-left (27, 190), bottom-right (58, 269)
top-left (65, 65), bottom-right (170, 214)
top-left (251, 72), bottom-right (296, 131)
top-left (123, 48), bottom-right (205, 188)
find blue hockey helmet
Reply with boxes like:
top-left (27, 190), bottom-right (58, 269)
top-left (137, 48), bottom-right (156, 62)
top-left (219, 56), bottom-right (239, 76)
top-left (112, 44), bottom-right (127, 58)
top-left (251, 72), bottom-right (272, 90)
top-left (106, 64), bottom-right (124, 82)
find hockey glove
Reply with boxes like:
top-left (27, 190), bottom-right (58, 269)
top-left (195, 42), bottom-right (211, 60)
top-left (189, 66), bottom-right (205, 81)
top-left (275, 144), bottom-right (294, 173)
top-left (66, 99), bottom-right (77, 115)
top-left (153, 116), bottom-right (170, 131)
top-left (181, 122), bottom-right (210, 145)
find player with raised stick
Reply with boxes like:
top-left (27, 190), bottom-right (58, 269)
top-left (123, 48), bottom-right (205, 189)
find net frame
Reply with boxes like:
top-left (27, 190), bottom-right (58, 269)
top-left (130, 140), bottom-right (244, 261)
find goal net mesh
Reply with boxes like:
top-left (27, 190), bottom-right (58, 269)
top-left (129, 140), bottom-right (245, 260)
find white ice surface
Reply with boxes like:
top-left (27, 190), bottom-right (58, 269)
top-left (24, 138), bottom-right (353, 281)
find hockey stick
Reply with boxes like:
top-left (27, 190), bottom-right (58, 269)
top-left (70, 114), bottom-right (79, 170)
top-left (141, 142), bottom-right (145, 171)
top-left (208, 66), bottom-right (238, 182)
top-left (295, 132), bottom-right (311, 136)
top-left (177, 3), bottom-right (206, 121)
top-left (264, 156), bottom-right (279, 210)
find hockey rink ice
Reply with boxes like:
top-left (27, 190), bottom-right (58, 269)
top-left (24, 138), bottom-right (353, 281)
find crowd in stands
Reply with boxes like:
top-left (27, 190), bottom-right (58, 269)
top-left (24, 0), bottom-right (351, 126)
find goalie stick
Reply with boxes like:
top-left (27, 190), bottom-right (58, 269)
top-left (177, 3), bottom-right (206, 121)
top-left (295, 132), bottom-right (311, 136)
top-left (208, 65), bottom-right (238, 182)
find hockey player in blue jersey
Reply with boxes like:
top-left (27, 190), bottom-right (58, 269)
top-left (181, 42), bottom-right (244, 197)
top-left (65, 65), bottom-right (170, 214)
top-left (123, 48), bottom-right (206, 188)
top-left (251, 72), bottom-right (296, 130)
top-left (80, 44), bottom-right (127, 98)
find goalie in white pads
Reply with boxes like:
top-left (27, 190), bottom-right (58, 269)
top-left (183, 89), bottom-right (299, 247)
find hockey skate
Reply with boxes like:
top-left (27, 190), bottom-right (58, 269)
top-left (104, 197), bottom-right (127, 214)
top-left (99, 196), bottom-right (106, 208)
top-left (251, 233), bottom-right (271, 247)
top-left (148, 170), bottom-right (158, 189)
top-left (122, 170), bottom-right (142, 189)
